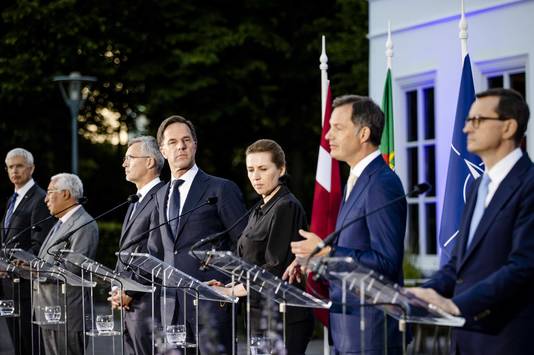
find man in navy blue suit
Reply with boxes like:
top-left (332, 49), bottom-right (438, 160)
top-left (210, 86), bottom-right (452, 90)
top-left (287, 95), bottom-right (407, 354)
top-left (110, 136), bottom-right (165, 355)
top-left (410, 88), bottom-right (534, 355)
top-left (148, 115), bottom-right (247, 354)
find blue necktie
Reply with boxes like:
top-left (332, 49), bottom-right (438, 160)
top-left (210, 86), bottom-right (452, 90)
top-left (467, 174), bottom-right (491, 249)
top-left (4, 192), bottom-right (18, 229)
top-left (168, 180), bottom-right (184, 238)
top-left (49, 220), bottom-right (63, 238)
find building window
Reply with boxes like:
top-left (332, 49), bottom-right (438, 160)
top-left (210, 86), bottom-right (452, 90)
top-left (405, 86), bottom-right (438, 259)
top-left (478, 55), bottom-right (527, 149)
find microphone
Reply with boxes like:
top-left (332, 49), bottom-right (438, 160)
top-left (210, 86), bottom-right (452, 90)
top-left (118, 197), bottom-right (218, 253)
top-left (46, 194), bottom-right (139, 257)
top-left (190, 198), bottom-right (262, 253)
top-left (2, 197), bottom-right (88, 251)
top-left (308, 182), bottom-right (431, 258)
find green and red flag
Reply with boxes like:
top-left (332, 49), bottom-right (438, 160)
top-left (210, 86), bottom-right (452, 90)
top-left (380, 68), bottom-right (395, 169)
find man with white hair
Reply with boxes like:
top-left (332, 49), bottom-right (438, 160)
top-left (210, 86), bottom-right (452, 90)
top-left (110, 136), bottom-right (165, 355)
top-left (1, 147), bottom-right (54, 355)
top-left (36, 173), bottom-right (99, 355)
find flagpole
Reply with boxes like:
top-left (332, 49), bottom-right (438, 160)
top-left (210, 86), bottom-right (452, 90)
top-left (386, 20), bottom-right (393, 70)
top-left (319, 34), bottom-right (330, 355)
top-left (459, 0), bottom-right (468, 59)
top-left (320, 35), bottom-right (329, 126)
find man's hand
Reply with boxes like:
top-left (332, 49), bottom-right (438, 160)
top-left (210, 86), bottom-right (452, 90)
top-left (207, 280), bottom-right (247, 297)
top-left (282, 259), bottom-right (303, 284)
top-left (290, 229), bottom-right (322, 258)
top-left (408, 287), bottom-right (460, 316)
top-left (107, 289), bottom-right (133, 311)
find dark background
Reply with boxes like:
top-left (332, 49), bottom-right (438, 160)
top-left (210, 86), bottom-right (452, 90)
top-left (0, 0), bottom-right (369, 267)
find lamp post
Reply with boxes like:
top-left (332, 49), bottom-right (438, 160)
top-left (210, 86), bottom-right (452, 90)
top-left (53, 72), bottom-right (97, 174)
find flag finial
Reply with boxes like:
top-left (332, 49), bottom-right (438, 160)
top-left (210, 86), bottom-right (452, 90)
top-left (459, 0), bottom-right (468, 59)
top-left (386, 20), bottom-right (393, 69)
top-left (320, 35), bottom-right (329, 125)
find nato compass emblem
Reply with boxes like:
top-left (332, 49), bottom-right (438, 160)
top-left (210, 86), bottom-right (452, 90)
top-left (442, 144), bottom-right (484, 249)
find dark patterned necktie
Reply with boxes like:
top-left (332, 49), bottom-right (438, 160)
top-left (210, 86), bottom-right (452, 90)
top-left (4, 192), bottom-right (18, 229)
top-left (168, 179), bottom-right (184, 238)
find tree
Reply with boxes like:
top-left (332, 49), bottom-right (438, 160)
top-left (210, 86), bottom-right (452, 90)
top-left (0, 0), bottom-right (368, 220)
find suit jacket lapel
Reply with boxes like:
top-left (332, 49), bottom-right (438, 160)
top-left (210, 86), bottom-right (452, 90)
top-left (119, 182), bottom-right (163, 246)
top-left (39, 208), bottom-right (80, 258)
top-left (336, 156), bottom-right (383, 228)
top-left (175, 170), bottom-right (207, 238)
top-left (459, 155), bottom-right (530, 268)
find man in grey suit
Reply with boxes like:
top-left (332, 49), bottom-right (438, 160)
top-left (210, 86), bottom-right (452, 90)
top-left (1, 148), bottom-right (55, 355)
top-left (35, 173), bottom-right (99, 355)
top-left (110, 136), bottom-right (165, 355)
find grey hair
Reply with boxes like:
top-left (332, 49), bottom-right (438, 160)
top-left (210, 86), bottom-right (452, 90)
top-left (51, 173), bottom-right (84, 201)
top-left (128, 136), bottom-right (165, 173)
top-left (5, 148), bottom-right (34, 166)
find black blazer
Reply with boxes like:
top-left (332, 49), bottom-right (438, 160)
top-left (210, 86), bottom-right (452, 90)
top-left (1, 183), bottom-right (55, 254)
top-left (115, 181), bottom-right (165, 320)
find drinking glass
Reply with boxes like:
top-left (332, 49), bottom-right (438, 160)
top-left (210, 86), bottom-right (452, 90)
top-left (44, 306), bottom-right (61, 323)
top-left (0, 300), bottom-right (14, 316)
top-left (96, 314), bottom-right (114, 333)
top-left (166, 324), bottom-right (187, 346)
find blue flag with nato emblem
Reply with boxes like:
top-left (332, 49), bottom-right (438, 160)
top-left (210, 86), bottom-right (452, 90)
top-left (438, 54), bottom-right (483, 264)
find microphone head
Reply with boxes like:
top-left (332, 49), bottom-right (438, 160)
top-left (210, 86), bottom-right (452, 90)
top-left (413, 182), bottom-right (432, 195)
top-left (78, 196), bottom-right (88, 204)
top-left (32, 225), bottom-right (43, 232)
top-left (128, 194), bottom-right (140, 203)
top-left (206, 197), bottom-right (218, 205)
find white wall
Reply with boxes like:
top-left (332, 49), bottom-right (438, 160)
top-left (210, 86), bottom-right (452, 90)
top-left (368, 0), bottom-right (534, 270)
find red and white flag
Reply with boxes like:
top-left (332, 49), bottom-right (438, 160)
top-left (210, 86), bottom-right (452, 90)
top-left (307, 83), bottom-right (342, 326)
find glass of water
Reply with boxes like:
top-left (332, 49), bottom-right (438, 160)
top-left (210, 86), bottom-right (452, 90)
top-left (166, 324), bottom-right (187, 346)
top-left (0, 300), bottom-right (15, 316)
top-left (96, 314), bottom-right (114, 333)
top-left (250, 335), bottom-right (272, 355)
top-left (44, 306), bottom-right (61, 323)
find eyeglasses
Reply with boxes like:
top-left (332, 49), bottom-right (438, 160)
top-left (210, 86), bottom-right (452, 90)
top-left (465, 115), bottom-right (508, 129)
top-left (123, 155), bottom-right (150, 163)
top-left (46, 189), bottom-right (65, 195)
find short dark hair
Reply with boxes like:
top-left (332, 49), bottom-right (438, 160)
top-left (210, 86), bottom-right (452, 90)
top-left (476, 88), bottom-right (530, 145)
top-left (156, 115), bottom-right (197, 146)
top-left (245, 139), bottom-right (286, 169)
top-left (332, 95), bottom-right (384, 146)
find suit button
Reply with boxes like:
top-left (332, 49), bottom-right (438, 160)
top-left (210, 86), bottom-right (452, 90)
top-left (174, 251), bottom-right (177, 255)
top-left (456, 278), bottom-right (463, 284)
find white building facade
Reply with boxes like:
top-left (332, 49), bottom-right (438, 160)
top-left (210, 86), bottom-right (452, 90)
top-left (368, 0), bottom-right (534, 273)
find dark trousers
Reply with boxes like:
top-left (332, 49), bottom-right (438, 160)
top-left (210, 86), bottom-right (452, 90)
top-left (2, 278), bottom-right (39, 355)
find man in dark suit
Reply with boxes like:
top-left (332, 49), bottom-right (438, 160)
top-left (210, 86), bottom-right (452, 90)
top-left (110, 136), bottom-right (165, 355)
top-left (36, 173), bottom-right (98, 355)
top-left (409, 88), bottom-right (534, 355)
top-left (149, 115), bottom-right (247, 353)
top-left (1, 148), bottom-right (55, 355)
top-left (287, 96), bottom-right (407, 354)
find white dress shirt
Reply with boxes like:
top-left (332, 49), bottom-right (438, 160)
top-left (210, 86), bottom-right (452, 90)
top-left (166, 164), bottom-right (199, 220)
top-left (483, 148), bottom-right (523, 207)
top-left (12, 178), bottom-right (35, 211)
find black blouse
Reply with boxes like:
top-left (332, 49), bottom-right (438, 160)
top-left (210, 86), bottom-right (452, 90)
top-left (237, 185), bottom-right (307, 279)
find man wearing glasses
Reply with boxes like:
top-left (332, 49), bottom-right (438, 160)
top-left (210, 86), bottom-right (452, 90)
top-left (36, 173), bottom-right (98, 355)
top-left (109, 136), bottom-right (165, 355)
top-left (410, 88), bottom-right (534, 355)
top-left (1, 148), bottom-right (54, 355)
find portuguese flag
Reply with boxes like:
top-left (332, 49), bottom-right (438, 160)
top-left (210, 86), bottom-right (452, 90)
top-left (380, 68), bottom-right (395, 169)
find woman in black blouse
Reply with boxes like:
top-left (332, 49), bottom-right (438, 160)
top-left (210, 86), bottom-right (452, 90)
top-left (212, 139), bottom-right (314, 354)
